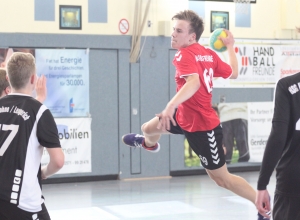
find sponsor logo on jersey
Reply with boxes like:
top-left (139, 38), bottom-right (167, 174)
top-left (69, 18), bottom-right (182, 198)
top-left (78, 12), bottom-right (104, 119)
top-left (195, 55), bottom-right (213, 62)
top-left (175, 51), bottom-right (182, 61)
top-left (0, 106), bottom-right (29, 120)
top-left (0, 106), bottom-right (9, 113)
top-left (288, 83), bottom-right (300, 95)
top-left (12, 106), bottom-right (30, 121)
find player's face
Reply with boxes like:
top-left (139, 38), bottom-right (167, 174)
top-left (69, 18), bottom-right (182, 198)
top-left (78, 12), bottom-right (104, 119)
top-left (171, 20), bottom-right (195, 49)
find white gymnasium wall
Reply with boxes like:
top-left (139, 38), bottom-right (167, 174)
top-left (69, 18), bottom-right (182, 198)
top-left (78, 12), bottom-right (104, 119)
top-left (0, 0), bottom-right (299, 39)
top-left (199, 0), bottom-right (281, 39)
top-left (190, 0), bottom-right (300, 39)
top-left (0, 0), bottom-right (187, 35)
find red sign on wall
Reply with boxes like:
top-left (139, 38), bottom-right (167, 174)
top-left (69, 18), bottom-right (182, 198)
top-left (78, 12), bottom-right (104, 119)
top-left (119, 18), bottom-right (129, 34)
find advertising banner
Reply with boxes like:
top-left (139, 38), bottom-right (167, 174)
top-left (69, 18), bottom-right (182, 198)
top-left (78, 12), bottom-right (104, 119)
top-left (0, 48), bottom-right (90, 117)
top-left (41, 118), bottom-right (92, 174)
top-left (198, 38), bottom-right (300, 87)
top-left (184, 102), bottom-right (273, 167)
top-left (247, 102), bottom-right (273, 162)
top-left (35, 49), bottom-right (90, 117)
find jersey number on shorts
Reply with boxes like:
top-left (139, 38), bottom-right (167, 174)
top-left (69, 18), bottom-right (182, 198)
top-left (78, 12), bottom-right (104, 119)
top-left (0, 124), bottom-right (19, 156)
top-left (203, 68), bottom-right (213, 93)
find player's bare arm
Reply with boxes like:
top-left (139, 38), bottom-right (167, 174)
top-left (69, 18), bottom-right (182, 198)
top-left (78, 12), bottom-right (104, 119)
top-left (41, 147), bottom-right (64, 179)
top-left (227, 45), bottom-right (238, 79)
top-left (219, 30), bottom-right (238, 79)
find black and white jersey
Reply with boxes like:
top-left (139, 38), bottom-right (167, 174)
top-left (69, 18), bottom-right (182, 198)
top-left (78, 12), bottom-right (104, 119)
top-left (258, 72), bottom-right (300, 196)
top-left (0, 94), bottom-right (61, 212)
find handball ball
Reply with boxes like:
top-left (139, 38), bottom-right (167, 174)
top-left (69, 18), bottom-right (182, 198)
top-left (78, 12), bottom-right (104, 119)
top-left (209, 28), bottom-right (227, 53)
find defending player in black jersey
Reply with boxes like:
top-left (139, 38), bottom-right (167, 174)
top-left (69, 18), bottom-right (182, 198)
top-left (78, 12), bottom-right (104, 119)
top-left (0, 52), bottom-right (64, 220)
top-left (255, 72), bottom-right (300, 219)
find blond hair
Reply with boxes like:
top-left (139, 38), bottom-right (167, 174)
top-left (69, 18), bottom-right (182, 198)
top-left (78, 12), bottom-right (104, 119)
top-left (7, 52), bottom-right (35, 90)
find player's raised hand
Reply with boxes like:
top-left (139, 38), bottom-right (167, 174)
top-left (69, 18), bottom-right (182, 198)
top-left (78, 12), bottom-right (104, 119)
top-left (36, 74), bottom-right (47, 103)
top-left (219, 29), bottom-right (235, 48)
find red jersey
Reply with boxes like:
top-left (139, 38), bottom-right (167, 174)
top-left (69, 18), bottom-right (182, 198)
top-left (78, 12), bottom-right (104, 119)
top-left (173, 43), bottom-right (232, 132)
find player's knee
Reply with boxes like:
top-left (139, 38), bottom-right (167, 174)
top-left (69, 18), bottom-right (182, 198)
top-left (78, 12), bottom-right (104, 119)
top-left (210, 176), bottom-right (228, 189)
top-left (141, 122), bottom-right (150, 135)
top-left (141, 122), bottom-right (156, 136)
top-left (214, 179), bottom-right (226, 188)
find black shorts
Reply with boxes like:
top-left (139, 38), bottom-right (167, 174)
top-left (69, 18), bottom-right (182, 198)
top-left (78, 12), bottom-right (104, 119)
top-left (167, 111), bottom-right (226, 170)
top-left (0, 200), bottom-right (51, 220)
top-left (273, 193), bottom-right (300, 220)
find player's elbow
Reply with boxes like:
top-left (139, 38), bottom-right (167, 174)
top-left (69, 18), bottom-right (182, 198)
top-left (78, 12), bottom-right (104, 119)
top-left (193, 77), bottom-right (201, 89)
top-left (56, 154), bottom-right (65, 169)
top-left (56, 158), bottom-right (65, 170)
top-left (195, 81), bottom-right (201, 90)
top-left (229, 71), bottom-right (238, 79)
top-left (50, 150), bottom-right (65, 170)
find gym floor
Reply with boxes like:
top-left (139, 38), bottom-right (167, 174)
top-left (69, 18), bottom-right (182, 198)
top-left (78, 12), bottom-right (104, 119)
top-left (43, 171), bottom-right (276, 220)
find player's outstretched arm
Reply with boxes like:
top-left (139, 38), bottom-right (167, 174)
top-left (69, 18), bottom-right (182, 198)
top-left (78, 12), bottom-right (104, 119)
top-left (220, 30), bottom-right (238, 79)
top-left (156, 74), bottom-right (200, 131)
top-left (41, 148), bottom-right (64, 179)
top-left (36, 74), bottom-right (47, 103)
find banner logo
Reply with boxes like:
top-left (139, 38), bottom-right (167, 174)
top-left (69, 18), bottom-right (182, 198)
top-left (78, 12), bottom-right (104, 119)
top-left (69, 98), bottom-right (75, 113)
top-left (236, 46), bottom-right (252, 75)
top-left (57, 124), bottom-right (89, 140)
